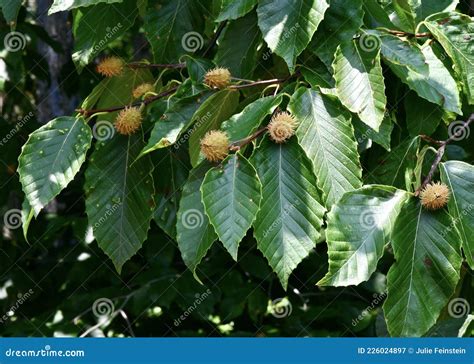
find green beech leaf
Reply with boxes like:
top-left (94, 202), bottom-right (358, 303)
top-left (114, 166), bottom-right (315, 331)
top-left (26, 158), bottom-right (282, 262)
top-left (289, 87), bottom-right (362, 207)
top-left (18, 117), bottom-right (92, 216)
top-left (386, 43), bottom-right (462, 114)
top-left (392, 0), bottom-right (417, 33)
top-left (176, 162), bottom-right (217, 281)
top-left (189, 89), bottom-right (239, 167)
top-left (21, 198), bottom-right (34, 242)
top-left (216, 0), bottom-right (258, 22)
top-left (440, 161), bottom-right (474, 269)
top-left (310, 0), bottom-right (364, 67)
top-left (144, 0), bottom-right (205, 64)
top-left (221, 95), bottom-right (282, 141)
top-left (257, 0), bottom-right (329, 72)
top-left (372, 30), bottom-right (428, 74)
top-left (353, 114), bottom-right (393, 152)
top-left (333, 40), bottom-right (387, 131)
top-left (367, 137), bottom-right (420, 190)
top-left (153, 149), bottom-right (190, 239)
top-left (424, 12), bottom-right (474, 105)
top-left (252, 138), bottom-right (325, 289)
top-left (72, 0), bottom-right (137, 68)
top-left (415, 1), bottom-right (458, 21)
top-left (214, 11), bottom-right (261, 78)
top-left (405, 91), bottom-right (443, 136)
top-left (85, 134), bottom-right (155, 273)
top-left (139, 92), bottom-right (210, 158)
top-left (383, 197), bottom-right (462, 336)
top-left (49, 0), bottom-right (123, 14)
top-left (201, 153), bottom-right (261, 260)
top-left (0, 0), bottom-right (22, 23)
top-left (184, 55), bottom-right (215, 84)
top-left (319, 186), bottom-right (409, 287)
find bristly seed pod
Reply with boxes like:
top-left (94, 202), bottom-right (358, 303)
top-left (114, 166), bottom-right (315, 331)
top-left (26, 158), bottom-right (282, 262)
top-left (267, 111), bottom-right (298, 143)
top-left (97, 56), bottom-right (125, 77)
top-left (132, 83), bottom-right (155, 99)
top-left (114, 107), bottom-right (142, 135)
top-left (420, 182), bottom-right (450, 210)
top-left (204, 67), bottom-right (231, 89)
top-left (200, 130), bottom-right (229, 162)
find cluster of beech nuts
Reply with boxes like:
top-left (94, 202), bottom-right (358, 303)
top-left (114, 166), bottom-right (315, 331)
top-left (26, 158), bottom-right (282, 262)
top-left (199, 111), bottom-right (298, 163)
top-left (96, 57), bottom-right (451, 213)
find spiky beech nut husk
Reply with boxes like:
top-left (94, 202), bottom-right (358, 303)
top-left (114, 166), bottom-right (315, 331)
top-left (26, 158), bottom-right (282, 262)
top-left (200, 130), bottom-right (229, 162)
top-left (267, 111), bottom-right (298, 143)
top-left (132, 83), bottom-right (155, 99)
top-left (420, 182), bottom-right (450, 210)
top-left (114, 107), bottom-right (142, 135)
top-left (204, 67), bottom-right (231, 89)
top-left (97, 57), bottom-right (124, 77)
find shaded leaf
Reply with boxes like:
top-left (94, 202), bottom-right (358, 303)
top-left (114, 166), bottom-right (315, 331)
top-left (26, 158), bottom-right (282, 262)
top-left (440, 161), bottom-right (474, 269)
top-left (85, 134), bottom-right (155, 273)
top-left (333, 40), bottom-right (387, 131)
top-left (252, 138), bottom-right (325, 289)
top-left (176, 162), bottom-right (217, 281)
top-left (289, 87), bottom-right (362, 207)
top-left (201, 153), bottom-right (261, 259)
top-left (384, 197), bottom-right (462, 336)
top-left (216, 0), bottom-right (258, 22)
top-left (257, 0), bottom-right (329, 72)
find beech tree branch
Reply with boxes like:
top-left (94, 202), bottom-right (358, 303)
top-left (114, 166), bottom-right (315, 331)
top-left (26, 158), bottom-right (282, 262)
top-left (416, 114), bottom-right (473, 195)
top-left (76, 86), bottom-right (179, 117)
